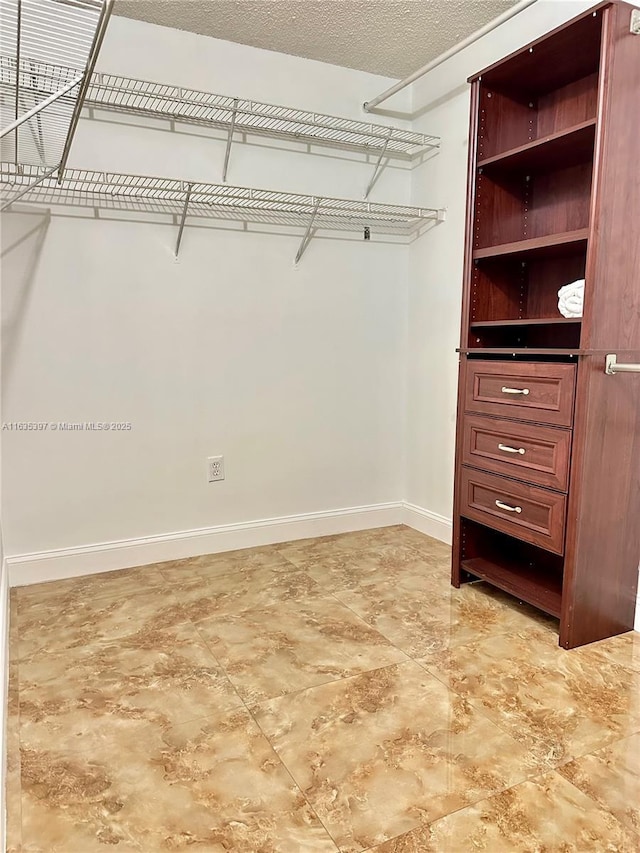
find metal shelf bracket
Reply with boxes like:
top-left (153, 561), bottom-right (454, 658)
top-left (174, 182), bottom-right (193, 258)
top-left (295, 197), bottom-right (321, 264)
top-left (364, 129), bottom-right (391, 199)
top-left (222, 97), bottom-right (239, 182)
top-left (0, 163), bottom-right (58, 211)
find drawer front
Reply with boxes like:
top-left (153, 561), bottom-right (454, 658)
top-left (465, 360), bottom-right (576, 426)
top-left (462, 415), bottom-right (572, 491)
top-left (460, 467), bottom-right (567, 554)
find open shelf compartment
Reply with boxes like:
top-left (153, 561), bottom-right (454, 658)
top-left (459, 518), bottom-right (564, 618)
top-left (475, 9), bottom-right (603, 162)
top-left (473, 164), bottom-right (593, 254)
top-left (469, 243), bottom-right (586, 348)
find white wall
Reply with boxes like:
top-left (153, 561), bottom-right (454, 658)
top-left (2, 18), bottom-right (413, 559)
top-left (404, 0), bottom-right (596, 527)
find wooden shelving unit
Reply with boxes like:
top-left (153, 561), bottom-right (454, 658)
top-left (452, 2), bottom-right (640, 649)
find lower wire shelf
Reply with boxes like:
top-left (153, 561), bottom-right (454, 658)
top-left (0, 163), bottom-right (443, 232)
top-left (0, 163), bottom-right (445, 261)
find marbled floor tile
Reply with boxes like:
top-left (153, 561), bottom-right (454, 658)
top-left (194, 594), bottom-right (408, 703)
top-left (558, 733), bottom-right (640, 843)
top-left (16, 564), bottom-right (166, 616)
top-left (297, 544), bottom-right (444, 594)
top-left (160, 566), bottom-right (324, 623)
top-left (18, 622), bottom-right (243, 756)
top-left (6, 663), bottom-right (22, 853)
top-left (367, 772), bottom-right (635, 852)
top-left (10, 588), bottom-right (19, 649)
top-left (333, 577), bottom-right (556, 658)
top-left (254, 660), bottom-right (549, 853)
top-left (584, 630), bottom-right (640, 674)
top-left (16, 587), bottom-right (185, 660)
top-left (275, 526), bottom-right (425, 567)
top-left (420, 629), bottom-right (640, 765)
top-left (394, 532), bottom-right (451, 564)
top-left (156, 545), bottom-right (296, 585)
top-left (19, 707), bottom-right (339, 852)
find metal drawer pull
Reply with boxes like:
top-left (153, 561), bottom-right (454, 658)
top-left (495, 499), bottom-right (522, 513)
top-left (605, 354), bottom-right (640, 375)
top-left (498, 443), bottom-right (526, 455)
top-left (501, 386), bottom-right (529, 395)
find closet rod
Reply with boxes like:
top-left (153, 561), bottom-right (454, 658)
top-left (363, 0), bottom-right (538, 112)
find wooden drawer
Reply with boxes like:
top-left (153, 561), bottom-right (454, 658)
top-left (460, 467), bottom-right (567, 555)
top-left (464, 360), bottom-right (576, 426)
top-left (462, 415), bottom-right (572, 492)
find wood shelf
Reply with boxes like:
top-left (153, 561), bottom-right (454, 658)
top-left (478, 119), bottom-right (597, 173)
top-left (459, 347), bottom-right (584, 356)
top-left (461, 556), bottom-right (563, 618)
top-left (473, 229), bottom-right (589, 261)
top-left (470, 318), bottom-right (581, 329)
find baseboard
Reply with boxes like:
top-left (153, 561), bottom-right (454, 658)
top-left (7, 502), bottom-right (405, 587)
top-left (402, 502), bottom-right (452, 545)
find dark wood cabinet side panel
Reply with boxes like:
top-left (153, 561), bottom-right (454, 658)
top-left (474, 173), bottom-right (527, 249)
top-left (561, 353), bottom-right (640, 647)
top-left (471, 260), bottom-right (525, 324)
top-left (458, 82), bottom-right (481, 346)
top-left (583, 3), bottom-right (640, 351)
top-left (452, 358), bottom-right (470, 586)
top-left (454, 83), bottom-right (482, 585)
top-left (529, 162), bottom-right (593, 240)
top-left (536, 72), bottom-right (600, 136)
top-left (526, 253), bottom-right (587, 319)
top-left (478, 88), bottom-right (533, 160)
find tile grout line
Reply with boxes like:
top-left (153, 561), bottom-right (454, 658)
top-left (244, 701), bottom-right (343, 853)
top-left (357, 765), bottom-right (633, 853)
top-left (412, 652), bottom-right (640, 783)
top-left (187, 612), bottom-right (342, 852)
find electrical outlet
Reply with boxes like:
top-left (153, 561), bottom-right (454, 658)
top-left (207, 455), bottom-right (225, 482)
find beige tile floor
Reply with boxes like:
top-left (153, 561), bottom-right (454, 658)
top-left (7, 525), bottom-right (640, 852)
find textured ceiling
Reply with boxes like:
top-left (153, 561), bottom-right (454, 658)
top-left (114, 0), bottom-right (519, 79)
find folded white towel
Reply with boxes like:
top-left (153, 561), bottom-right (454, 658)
top-left (558, 279), bottom-right (584, 318)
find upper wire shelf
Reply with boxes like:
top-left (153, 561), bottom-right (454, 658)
top-left (85, 69), bottom-right (440, 158)
top-left (0, 0), bottom-right (112, 170)
top-left (0, 54), bottom-right (439, 160)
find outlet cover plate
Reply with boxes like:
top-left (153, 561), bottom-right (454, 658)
top-left (207, 456), bottom-right (225, 482)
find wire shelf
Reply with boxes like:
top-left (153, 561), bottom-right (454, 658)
top-left (0, 163), bottom-right (443, 235)
top-left (86, 70), bottom-right (440, 158)
top-left (0, 53), bottom-right (439, 159)
top-left (0, 0), bottom-right (110, 167)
